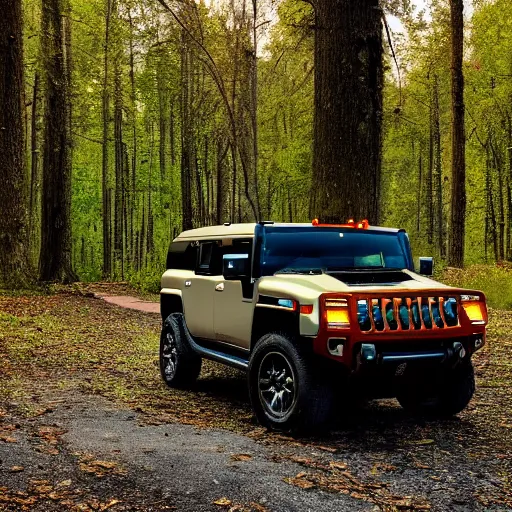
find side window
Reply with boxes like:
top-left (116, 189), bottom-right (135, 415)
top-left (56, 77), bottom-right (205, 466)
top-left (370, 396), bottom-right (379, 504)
top-left (166, 241), bottom-right (197, 270)
top-left (196, 241), bottom-right (222, 275)
top-left (198, 243), bottom-right (214, 271)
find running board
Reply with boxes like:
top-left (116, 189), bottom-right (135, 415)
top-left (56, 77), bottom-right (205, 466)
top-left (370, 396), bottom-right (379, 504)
top-left (183, 330), bottom-right (249, 371)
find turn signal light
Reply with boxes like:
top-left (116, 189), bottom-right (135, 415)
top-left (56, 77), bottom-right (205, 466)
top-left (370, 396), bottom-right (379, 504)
top-left (300, 304), bottom-right (314, 315)
top-left (462, 302), bottom-right (486, 324)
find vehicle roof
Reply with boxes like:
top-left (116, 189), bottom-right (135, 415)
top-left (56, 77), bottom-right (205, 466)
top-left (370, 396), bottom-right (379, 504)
top-left (174, 222), bottom-right (401, 241)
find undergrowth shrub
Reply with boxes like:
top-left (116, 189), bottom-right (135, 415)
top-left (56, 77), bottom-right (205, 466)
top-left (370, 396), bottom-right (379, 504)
top-left (441, 264), bottom-right (512, 310)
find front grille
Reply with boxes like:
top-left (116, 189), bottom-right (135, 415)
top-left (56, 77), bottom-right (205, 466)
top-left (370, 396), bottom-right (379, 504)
top-left (357, 296), bottom-right (459, 332)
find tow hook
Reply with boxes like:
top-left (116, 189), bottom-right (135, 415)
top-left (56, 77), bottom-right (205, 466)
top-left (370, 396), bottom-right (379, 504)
top-left (452, 341), bottom-right (466, 359)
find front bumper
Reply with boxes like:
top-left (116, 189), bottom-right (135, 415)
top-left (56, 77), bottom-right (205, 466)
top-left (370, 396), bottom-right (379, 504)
top-left (313, 329), bottom-right (487, 371)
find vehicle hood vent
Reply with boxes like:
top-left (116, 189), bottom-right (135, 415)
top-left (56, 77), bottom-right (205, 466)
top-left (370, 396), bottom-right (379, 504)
top-left (326, 270), bottom-right (414, 286)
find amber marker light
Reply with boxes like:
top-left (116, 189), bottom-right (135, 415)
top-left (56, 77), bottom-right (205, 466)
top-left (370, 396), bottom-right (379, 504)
top-left (460, 295), bottom-right (487, 325)
top-left (462, 302), bottom-right (486, 324)
top-left (300, 304), bottom-right (314, 315)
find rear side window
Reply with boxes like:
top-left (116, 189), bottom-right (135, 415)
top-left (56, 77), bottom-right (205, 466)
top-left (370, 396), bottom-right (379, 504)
top-left (196, 241), bottom-right (222, 275)
top-left (166, 241), bottom-right (197, 270)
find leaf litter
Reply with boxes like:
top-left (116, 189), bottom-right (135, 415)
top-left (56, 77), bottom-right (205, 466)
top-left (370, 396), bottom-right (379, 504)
top-left (1, 289), bottom-right (512, 510)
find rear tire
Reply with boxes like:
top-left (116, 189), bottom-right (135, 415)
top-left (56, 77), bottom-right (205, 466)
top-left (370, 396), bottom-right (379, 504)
top-left (159, 313), bottom-right (202, 389)
top-left (397, 361), bottom-right (475, 417)
top-left (248, 333), bottom-right (333, 433)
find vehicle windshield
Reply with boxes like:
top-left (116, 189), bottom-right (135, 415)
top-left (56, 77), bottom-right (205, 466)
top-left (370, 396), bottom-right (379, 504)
top-left (260, 227), bottom-right (408, 277)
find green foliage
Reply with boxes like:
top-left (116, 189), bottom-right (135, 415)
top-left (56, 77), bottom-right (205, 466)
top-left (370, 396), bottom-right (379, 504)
top-left (442, 264), bottom-right (512, 310)
top-left (19, 0), bottom-right (512, 284)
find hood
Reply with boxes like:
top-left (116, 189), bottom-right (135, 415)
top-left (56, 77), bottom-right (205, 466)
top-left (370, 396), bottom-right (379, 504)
top-left (257, 269), bottom-right (452, 300)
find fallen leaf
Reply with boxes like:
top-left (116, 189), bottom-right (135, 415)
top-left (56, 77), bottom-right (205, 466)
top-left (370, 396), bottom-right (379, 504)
top-left (10, 466), bottom-right (24, 472)
top-left (284, 476), bottom-right (316, 490)
top-left (214, 497), bottom-right (232, 507)
top-left (317, 445), bottom-right (337, 453)
top-left (230, 453), bottom-right (252, 462)
top-left (406, 439), bottom-right (435, 446)
top-left (100, 499), bottom-right (122, 510)
top-left (413, 461), bottom-right (431, 469)
top-left (329, 461), bottom-right (348, 471)
top-left (0, 435), bottom-right (17, 443)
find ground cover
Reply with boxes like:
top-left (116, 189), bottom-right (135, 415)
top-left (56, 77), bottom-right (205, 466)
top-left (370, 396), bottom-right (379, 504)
top-left (0, 287), bottom-right (511, 510)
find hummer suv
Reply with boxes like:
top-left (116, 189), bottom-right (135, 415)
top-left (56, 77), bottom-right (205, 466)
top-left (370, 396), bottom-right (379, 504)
top-left (159, 220), bottom-right (488, 432)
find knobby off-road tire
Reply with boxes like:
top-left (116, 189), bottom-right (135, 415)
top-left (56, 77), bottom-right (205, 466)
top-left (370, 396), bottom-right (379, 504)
top-left (248, 333), bottom-right (333, 433)
top-left (397, 361), bottom-right (475, 417)
top-left (160, 313), bottom-right (202, 389)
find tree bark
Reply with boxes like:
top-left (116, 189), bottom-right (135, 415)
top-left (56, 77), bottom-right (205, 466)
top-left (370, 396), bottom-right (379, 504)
top-left (28, 72), bottom-right (41, 267)
top-left (0, 0), bottom-right (31, 287)
top-left (310, 0), bottom-right (383, 224)
top-left (180, 31), bottom-right (193, 231)
top-left (102, 0), bottom-right (112, 277)
top-left (113, 58), bottom-right (124, 277)
top-left (448, 0), bottom-right (466, 267)
top-left (432, 74), bottom-right (445, 258)
top-left (39, 0), bottom-right (77, 283)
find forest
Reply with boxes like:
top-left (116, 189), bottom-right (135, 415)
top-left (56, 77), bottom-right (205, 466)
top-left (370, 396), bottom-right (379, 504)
top-left (1, 0), bottom-right (511, 290)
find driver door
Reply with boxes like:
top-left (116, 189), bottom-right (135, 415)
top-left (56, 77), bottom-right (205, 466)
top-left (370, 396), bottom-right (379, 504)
top-left (213, 240), bottom-right (255, 350)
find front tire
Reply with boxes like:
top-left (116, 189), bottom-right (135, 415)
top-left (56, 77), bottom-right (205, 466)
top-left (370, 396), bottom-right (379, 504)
top-left (159, 313), bottom-right (202, 389)
top-left (248, 333), bottom-right (333, 433)
top-left (397, 361), bottom-right (475, 417)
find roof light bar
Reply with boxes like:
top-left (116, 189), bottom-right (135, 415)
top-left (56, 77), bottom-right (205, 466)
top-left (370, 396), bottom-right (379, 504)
top-left (311, 218), bottom-right (370, 229)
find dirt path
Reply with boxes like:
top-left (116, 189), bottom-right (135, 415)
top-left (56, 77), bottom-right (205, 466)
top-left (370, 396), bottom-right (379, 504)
top-left (98, 295), bottom-right (160, 314)
top-left (1, 289), bottom-right (511, 511)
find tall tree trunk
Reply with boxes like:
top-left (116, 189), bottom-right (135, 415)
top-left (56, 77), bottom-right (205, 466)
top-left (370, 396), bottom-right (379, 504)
top-left (486, 143), bottom-right (499, 261)
top-left (311, 0), bottom-right (383, 224)
top-left (39, 0), bottom-right (77, 282)
top-left (102, 0), bottom-right (112, 277)
top-left (0, 0), bottom-right (31, 286)
top-left (507, 112), bottom-right (512, 260)
top-left (490, 137), bottom-right (505, 260)
top-left (432, 75), bottom-right (444, 258)
top-left (113, 59), bottom-right (124, 277)
top-left (417, 140), bottom-right (423, 234)
top-left (250, 0), bottom-right (261, 218)
top-left (427, 78), bottom-right (434, 245)
top-left (28, 72), bottom-right (41, 266)
top-left (128, 7), bottom-right (136, 268)
top-left (180, 32), bottom-right (193, 231)
top-left (448, 0), bottom-right (466, 268)
top-left (158, 53), bottom-right (169, 184)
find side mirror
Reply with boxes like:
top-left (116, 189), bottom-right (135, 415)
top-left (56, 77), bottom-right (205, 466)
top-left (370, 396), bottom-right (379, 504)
top-left (419, 257), bottom-right (434, 276)
top-left (223, 253), bottom-right (250, 280)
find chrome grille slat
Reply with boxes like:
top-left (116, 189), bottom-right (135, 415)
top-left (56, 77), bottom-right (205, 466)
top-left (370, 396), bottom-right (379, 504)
top-left (357, 296), bottom-right (459, 332)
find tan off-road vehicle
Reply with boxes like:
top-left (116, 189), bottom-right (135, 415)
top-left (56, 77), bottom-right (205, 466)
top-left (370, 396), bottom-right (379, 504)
top-left (159, 220), bottom-right (488, 432)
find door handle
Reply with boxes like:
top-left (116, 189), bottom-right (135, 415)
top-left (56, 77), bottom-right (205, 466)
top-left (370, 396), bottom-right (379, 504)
top-left (185, 281), bottom-right (192, 288)
top-left (215, 283), bottom-right (225, 292)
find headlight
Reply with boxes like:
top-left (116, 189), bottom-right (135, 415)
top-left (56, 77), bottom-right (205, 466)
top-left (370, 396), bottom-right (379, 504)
top-left (325, 299), bottom-right (350, 329)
